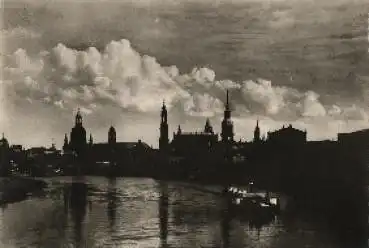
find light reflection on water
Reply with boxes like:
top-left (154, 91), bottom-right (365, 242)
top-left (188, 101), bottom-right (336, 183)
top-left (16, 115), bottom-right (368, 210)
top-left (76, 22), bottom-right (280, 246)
top-left (0, 176), bottom-right (340, 248)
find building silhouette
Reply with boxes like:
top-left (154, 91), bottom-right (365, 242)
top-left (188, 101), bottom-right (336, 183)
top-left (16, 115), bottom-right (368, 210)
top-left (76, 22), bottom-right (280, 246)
top-left (253, 120), bottom-right (261, 143)
top-left (159, 101), bottom-right (169, 152)
top-left (171, 119), bottom-right (218, 157)
top-left (108, 126), bottom-right (116, 145)
top-left (221, 90), bottom-right (234, 143)
top-left (0, 133), bottom-right (10, 175)
top-left (266, 124), bottom-right (307, 145)
top-left (68, 108), bottom-right (87, 157)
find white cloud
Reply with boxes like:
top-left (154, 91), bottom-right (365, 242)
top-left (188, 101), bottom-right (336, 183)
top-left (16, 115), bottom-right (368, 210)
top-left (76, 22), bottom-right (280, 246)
top-left (301, 91), bottom-right (326, 117)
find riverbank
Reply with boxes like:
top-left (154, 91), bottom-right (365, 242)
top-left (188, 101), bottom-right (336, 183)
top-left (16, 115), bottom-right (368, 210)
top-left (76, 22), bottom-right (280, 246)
top-left (0, 176), bottom-right (47, 205)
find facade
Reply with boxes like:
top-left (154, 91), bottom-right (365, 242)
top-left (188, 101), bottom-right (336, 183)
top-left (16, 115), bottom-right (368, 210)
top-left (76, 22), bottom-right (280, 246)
top-left (267, 124), bottom-right (307, 145)
top-left (171, 119), bottom-right (218, 156)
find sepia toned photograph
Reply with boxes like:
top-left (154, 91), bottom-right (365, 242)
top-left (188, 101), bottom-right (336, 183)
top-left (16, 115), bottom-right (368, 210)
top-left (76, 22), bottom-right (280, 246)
top-left (0, 0), bottom-right (368, 247)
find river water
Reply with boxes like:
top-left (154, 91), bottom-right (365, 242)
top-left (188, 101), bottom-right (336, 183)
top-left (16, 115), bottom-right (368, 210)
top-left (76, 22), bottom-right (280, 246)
top-left (0, 177), bottom-right (344, 248)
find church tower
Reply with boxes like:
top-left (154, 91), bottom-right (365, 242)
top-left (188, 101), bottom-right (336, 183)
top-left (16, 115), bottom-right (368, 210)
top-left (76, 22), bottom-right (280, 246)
top-left (204, 118), bottom-right (214, 134)
top-left (253, 120), bottom-right (261, 143)
top-left (159, 100), bottom-right (169, 151)
top-left (108, 126), bottom-right (116, 145)
top-left (70, 108), bottom-right (87, 156)
top-left (63, 134), bottom-right (69, 152)
top-left (221, 90), bottom-right (234, 143)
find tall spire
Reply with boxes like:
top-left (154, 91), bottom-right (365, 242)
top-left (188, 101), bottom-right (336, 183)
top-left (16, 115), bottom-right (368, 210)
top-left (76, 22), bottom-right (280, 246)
top-left (254, 119), bottom-right (261, 143)
top-left (221, 89), bottom-right (234, 142)
top-left (226, 90), bottom-right (230, 110)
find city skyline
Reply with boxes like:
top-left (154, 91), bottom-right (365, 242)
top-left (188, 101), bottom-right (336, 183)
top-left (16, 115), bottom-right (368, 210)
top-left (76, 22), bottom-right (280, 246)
top-left (1, 0), bottom-right (368, 148)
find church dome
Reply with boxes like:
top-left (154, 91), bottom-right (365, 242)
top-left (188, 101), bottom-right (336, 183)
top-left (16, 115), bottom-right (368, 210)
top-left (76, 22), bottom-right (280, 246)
top-left (0, 134), bottom-right (9, 148)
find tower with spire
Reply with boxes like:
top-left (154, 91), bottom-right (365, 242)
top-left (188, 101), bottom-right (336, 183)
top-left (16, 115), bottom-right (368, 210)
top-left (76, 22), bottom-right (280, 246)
top-left (253, 120), bottom-right (261, 143)
top-left (221, 90), bottom-right (234, 143)
top-left (159, 100), bottom-right (169, 152)
top-left (204, 118), bottom-right (214, 134)
top-left (63, 133), bottom-right (69, 152)
top-left (108, 125), bottom-right (116, 145)
top-left (69, 108), bottom-right (87, 156)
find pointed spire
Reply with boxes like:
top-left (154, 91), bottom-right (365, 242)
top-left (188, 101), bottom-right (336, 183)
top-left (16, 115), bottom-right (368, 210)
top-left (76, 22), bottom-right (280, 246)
top-left (226, 90), bottom-right (229, 109)
top-left (227, 90), bottom-right (229, 105)
top-left (256, 119), bottom-right (259, 128)
top-left (206, 118), bottom-right (210, 125)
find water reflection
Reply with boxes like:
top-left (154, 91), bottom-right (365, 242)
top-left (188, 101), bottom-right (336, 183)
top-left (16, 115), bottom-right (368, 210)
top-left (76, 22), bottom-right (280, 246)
top-left (63, 177), bottom-right (88, 248)
top-left (107, 177), bottom-right (117, 231)
top-left (158, 182), bottom-right (169, 248)
top-left (220, 189), bottom-right (231, 248)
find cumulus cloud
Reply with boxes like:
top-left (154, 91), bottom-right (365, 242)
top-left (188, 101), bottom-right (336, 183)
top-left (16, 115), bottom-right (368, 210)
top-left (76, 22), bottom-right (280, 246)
top-left (3, 38), bottom-right (368, 124)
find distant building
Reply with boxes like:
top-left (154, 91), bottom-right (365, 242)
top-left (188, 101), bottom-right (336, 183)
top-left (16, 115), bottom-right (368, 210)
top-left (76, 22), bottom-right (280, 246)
top-left (90, 126), bottom-right (152, 165)
top-left (0, 133), bottom-right (10, 175)
top-left (338, 129), bottom-right (369, 148)
top-left (0, 133), bottom-right (9, 149)
top-left (267, 124), bottom-right (307, 145)
top-left (27, 147), bottom-right (47, 158)
top-left (171, 119), bottom-right (218, 156)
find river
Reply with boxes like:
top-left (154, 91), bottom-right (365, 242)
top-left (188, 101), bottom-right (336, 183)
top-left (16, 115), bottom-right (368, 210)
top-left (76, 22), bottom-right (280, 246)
top-left (0, 176), bottom-right (344, 248)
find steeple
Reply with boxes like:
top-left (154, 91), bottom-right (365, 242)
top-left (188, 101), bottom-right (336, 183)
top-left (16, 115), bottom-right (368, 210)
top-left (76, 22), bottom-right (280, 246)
top-left (159, 99), bottom-right (169, 151)
top-left (221, 90), bottom-right (234, 142)
top-left (75, 108), bottom-right (83, 127)
top-left (177, 125), bottom-right (182, 134)
top-left (204, 118), bottom-right (214, 134)
top-left (254, 119), bottom-right (261, 143)
top-left (226, 90), bottom-right (230, 111)
top-left (63, 133), bottom-right (69, 152)
top-left (108, 126), bottom-right (116, 145)
top-left (161, 100), bottom-right (168, 124)
top-left (89, 134), bottom-right (93, 146)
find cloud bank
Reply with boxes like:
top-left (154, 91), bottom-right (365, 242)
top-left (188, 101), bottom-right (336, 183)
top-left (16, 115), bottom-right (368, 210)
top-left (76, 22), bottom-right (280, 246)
top-left (4, 39), bottom-right (367, 122)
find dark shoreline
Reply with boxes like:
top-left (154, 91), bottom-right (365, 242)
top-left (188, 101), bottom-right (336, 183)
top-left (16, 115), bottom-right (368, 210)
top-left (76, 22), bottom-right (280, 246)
top-left (0, 176), bottom-right (47, 206)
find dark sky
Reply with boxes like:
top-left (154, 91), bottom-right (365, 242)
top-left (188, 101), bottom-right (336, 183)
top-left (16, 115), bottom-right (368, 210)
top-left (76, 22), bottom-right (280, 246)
top-left (1, 0), bottom-right (368, 147)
